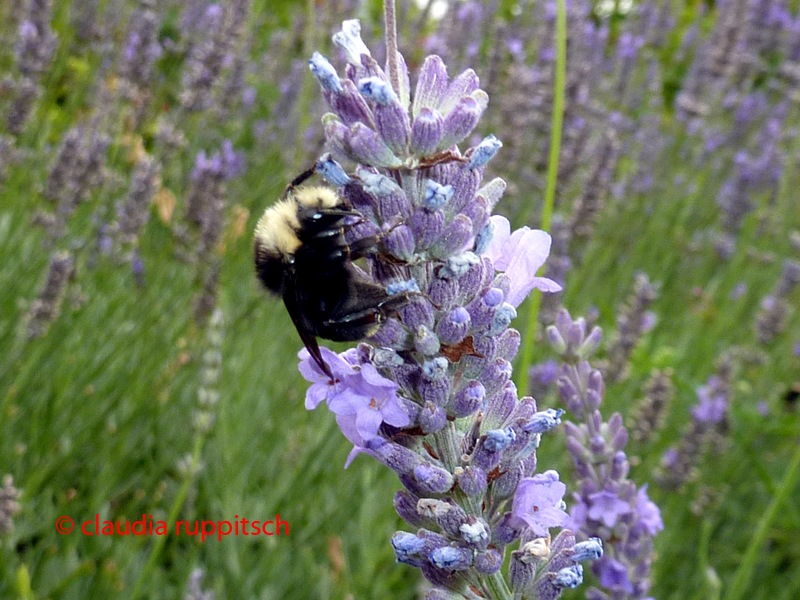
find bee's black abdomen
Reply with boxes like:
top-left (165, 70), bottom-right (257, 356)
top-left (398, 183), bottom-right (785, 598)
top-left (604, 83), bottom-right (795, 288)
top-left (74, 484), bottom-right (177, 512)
top-left (253, 240), bottom-right (288, 295)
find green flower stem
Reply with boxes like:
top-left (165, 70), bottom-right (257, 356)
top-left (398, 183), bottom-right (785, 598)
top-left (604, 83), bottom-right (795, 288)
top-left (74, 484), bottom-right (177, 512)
top-left (723, 440), bottom-right (800, 600)
top-left (129, 434), bottom-right (204, 600)
top-left (516, 0), bottom-right (567, 391)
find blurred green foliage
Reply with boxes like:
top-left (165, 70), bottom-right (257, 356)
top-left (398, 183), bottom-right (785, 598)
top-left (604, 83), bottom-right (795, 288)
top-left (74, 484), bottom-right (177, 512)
top-left (0, 1), bottom-right (799, 600)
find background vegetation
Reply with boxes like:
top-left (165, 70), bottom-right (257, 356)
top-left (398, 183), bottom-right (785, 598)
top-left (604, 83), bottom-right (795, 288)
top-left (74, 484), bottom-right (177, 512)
top-left (1, 0), bottom-right (798, 599)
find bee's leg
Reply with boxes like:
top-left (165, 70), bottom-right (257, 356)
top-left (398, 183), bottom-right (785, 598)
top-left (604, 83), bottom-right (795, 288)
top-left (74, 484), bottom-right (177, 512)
top-left (322, 292), bottom-right (411, 332)
top-left (283, 166), bottom-right (318, 198)
top-left (344, 235), bottom-right (381, 260)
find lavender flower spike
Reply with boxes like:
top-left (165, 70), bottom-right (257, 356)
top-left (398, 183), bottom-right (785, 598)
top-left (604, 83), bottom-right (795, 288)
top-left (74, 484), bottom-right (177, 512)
top-left (549, 309), bottom-right (663, 600)
top-left (294, 18), bottom-right (599, 600)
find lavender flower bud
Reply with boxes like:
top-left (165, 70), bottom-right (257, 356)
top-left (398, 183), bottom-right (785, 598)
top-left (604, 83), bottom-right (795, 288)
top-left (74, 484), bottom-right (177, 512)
top-left (386, 279), bottom-right (420, 295)
top-left (547, 325), bottom-right (568, 355)
top-left (468, 135), bottom-right (502, 169)
top-left (358, 77), bottom-right (397, 105)
top-left (369, 318), bottom-right (410, 349)
top-left (440, 96), bottom-right (483, 149)
top-left (357, 168), bottom-right (401, 197)
top-left (451, 380), bottom-right (485, 417)
top-left (414, 326), bottom-right (441, 356)
top-left (492, 462), bottom-right (523, 500)
top-left (474, 548), bottom-right (503, 574)
top-left (26, 251), bottom-right (74, 339)
top-left (489, 303), bottom-right (517, 336)
top-left (433, 502), bottom-right (469, 538)
top-left (522, 409), bottom-right (564, 434)
top-left (494, 512), bottom-right (522, 545)
top-left (382, 224), bottom-right (415, 261)
top-left (423, 357), bottom-right (449, 381)
top-left (457, 465), bottom-right (487, 495)
top-left (460, 519), bottom-right (490, 549)
top-left (424, 180), bottom-right (455, 210)
top-left (413, 463), bottom-right (454, 494)
top-left (316, 154), bottom-right (351, 186)
top-left (480, 359), bottom-right (513, 398)
top-left (348, 122), bottom-right (403, 168)
top-left (332, 20), bottom-right (370, 65)
top-left (572, 538), bottom-right (603, 562)
top-left (462, 196), bottom-right (489, 236)
top-left (392, 531), bottom-right (427, 566)
top-left (467, 287), bottom-right (504, 331)
top-left (420, 402), bottom-right (448, 433)
top-left (442, 251), bottom-right (481, 282)
top-left (309, 52), bottom-right (342, 92)
top-left (436, 307), bottom-right (471, 345)
top-left (553, 564), bottom-right (583, 588)
top-left (411, 108), bottom-right (444, 156)
top-left (411, 208), bottom-right (445, 251)
top-left (394, 490), bottom-right (432, 528)
top-left (610, 451), bottom-right (630, 480)
top-left (509, 550), bottom-right (536, 592)
top-left (429, 546), bottom-right (472, 570)
top-left (366, 438), bottom-right (420, 475)
top-left (485, 382), bottom-right (517, 429)
top-left (400, 297), bottom-right (435, 330)
top-left (413, 56), bottom-right (448, 116)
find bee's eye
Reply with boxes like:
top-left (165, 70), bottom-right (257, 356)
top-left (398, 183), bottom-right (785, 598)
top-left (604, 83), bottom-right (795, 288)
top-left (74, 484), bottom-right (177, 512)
top-left (312, 213), bottom-right (323, 220)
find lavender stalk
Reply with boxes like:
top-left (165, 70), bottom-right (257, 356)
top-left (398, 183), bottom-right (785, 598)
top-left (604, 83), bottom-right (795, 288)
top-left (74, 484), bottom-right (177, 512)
top-left (291, 17), bottom-right (602, 600)
top-left (548, 309), bottom-right (663, 599)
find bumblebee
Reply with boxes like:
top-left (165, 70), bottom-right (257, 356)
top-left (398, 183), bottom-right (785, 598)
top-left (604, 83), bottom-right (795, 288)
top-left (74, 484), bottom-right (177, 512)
top-left (254, 168), bottom-right (408, 379)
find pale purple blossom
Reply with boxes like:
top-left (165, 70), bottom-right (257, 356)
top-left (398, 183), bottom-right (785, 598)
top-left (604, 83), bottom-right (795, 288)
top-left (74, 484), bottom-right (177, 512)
top-left (511, 471), bottom-right (570, 537)
top-left (485, 215), bottom-right (562, 307)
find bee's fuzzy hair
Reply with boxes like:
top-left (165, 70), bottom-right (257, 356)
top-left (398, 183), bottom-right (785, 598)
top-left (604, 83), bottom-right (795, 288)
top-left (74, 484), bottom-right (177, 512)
top-left (253, 186), bottom-right (342, 259)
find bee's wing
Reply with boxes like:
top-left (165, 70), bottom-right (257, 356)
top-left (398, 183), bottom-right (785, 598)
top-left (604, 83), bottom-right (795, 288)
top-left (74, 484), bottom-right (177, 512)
top-left (282, 274), bottom-right (333, 380)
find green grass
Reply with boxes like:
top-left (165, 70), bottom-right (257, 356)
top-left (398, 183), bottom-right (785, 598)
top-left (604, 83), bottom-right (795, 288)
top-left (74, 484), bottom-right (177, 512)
top-left (1, 1), bottom-right (800, 599)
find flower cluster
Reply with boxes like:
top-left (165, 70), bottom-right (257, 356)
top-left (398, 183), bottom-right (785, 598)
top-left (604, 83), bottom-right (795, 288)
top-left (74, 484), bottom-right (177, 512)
top-left (753, 259), bottom-right (800, 345)
top-left (297, 20), bottom-right (601, 599)
top-left (602, 273), bottom-right (659, 384)
top-left (0, 475), bottom-right (22, 535)
top-left (656, 355), bottom-right (734, 490)
top-left (548, 309), bottom-right (663, 600)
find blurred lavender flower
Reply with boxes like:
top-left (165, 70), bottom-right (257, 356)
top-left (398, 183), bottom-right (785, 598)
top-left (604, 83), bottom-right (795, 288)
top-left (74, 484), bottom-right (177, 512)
top-left (180, 0), bottom-right (251, 112)
top-left (657, 355), bottom-right (734, 489)
top-left (40, 125), bottom-right (110, 241)
top-left (183, 140), bottom-right (244, 261)
top-left (292, 19), bottom-right (602, 598)
top-left (602, 273), bottom-right (659, 383)
top-left (14, 0), bottom-right (57, 78)
top-left (569, 129), bottom-right (618, 242)
top-left (114, 154), bottom-right (160, 252)
top-left (754, 259), bottom-right (800, 344)
top-left (6, 0), bottom-right (57, 135)
top-left (549, 309), bottom-right (663, 600)
top-left (119, 0), bottom-right (162, 102)
top-left (528, 359), bottom-right (560, 400)
top-left (184, 568), bottom-right (214, 600)
top-left (629, 368), bottom-right (675, 445)
top-left (0, 135), bottom-right (14, 189)
top-left (192, 308), bottom-right (223, 436)
top-left (25, 251), bottom-right (74, 339)
top-left (0, 475), bottom-right (22, 535)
